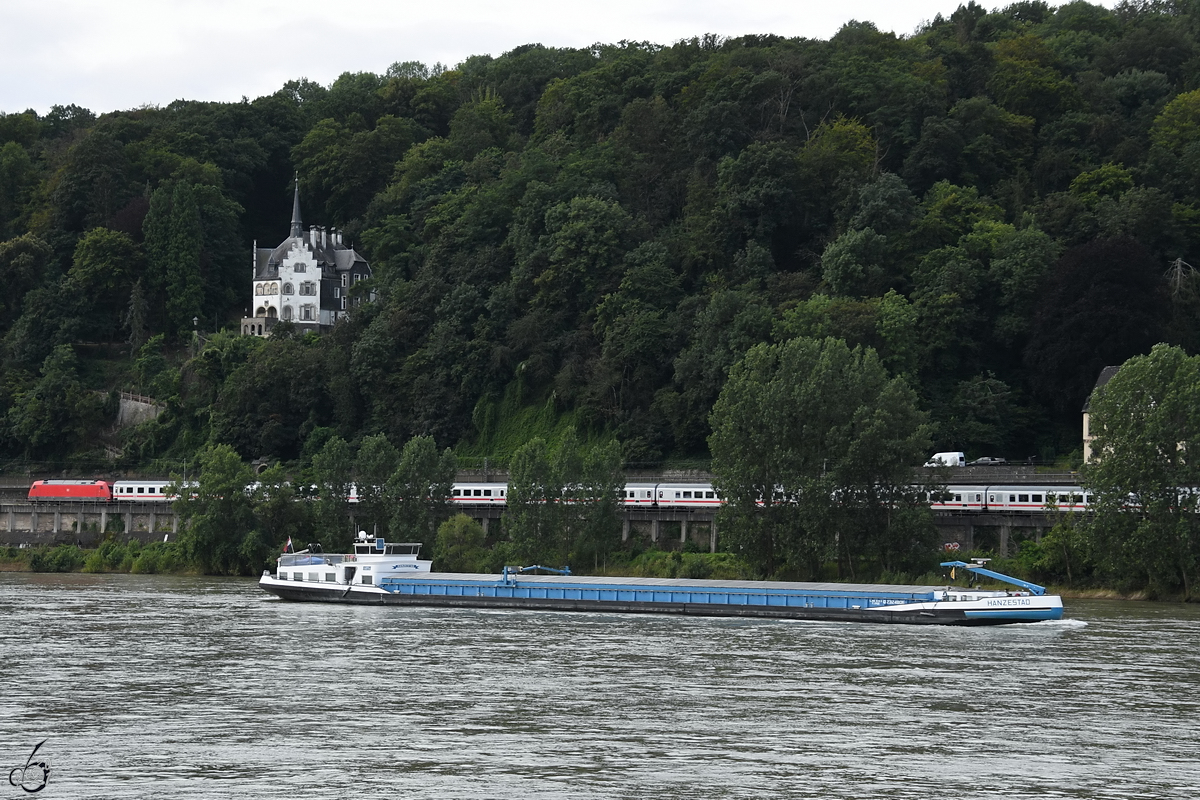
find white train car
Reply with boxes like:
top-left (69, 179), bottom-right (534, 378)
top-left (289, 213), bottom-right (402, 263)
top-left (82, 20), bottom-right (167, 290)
top-left (451, 482), bottom-right (508, 505)
top-left (111, 480), bottom-right (174, 502)
top-left (985, 485), bottom-right (1090, 512)
top-left (655, 483), bottom-right (721, 508)
top-left (929, 485), bottom-right (988, 512)
top-left (622, 482), bottom-right (659, 506)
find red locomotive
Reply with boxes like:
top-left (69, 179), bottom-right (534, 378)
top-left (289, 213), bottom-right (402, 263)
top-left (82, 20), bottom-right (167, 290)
top-left (27, 480), bottom-right (113, 501)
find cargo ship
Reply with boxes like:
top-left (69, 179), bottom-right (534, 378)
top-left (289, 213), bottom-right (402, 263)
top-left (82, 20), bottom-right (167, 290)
top-left (260, 533), bottom-right (1062, 626)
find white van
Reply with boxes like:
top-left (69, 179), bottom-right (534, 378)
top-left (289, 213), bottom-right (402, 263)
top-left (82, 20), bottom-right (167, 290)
top-left (925, 451), bottom-right (966, 467)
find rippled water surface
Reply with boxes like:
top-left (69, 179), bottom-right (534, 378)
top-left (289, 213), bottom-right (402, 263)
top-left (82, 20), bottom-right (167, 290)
top-left (1, 573), bottom-right (1198, 799)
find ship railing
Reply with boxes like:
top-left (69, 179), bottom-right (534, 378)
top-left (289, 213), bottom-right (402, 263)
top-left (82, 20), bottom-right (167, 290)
top-left (279, 553), bottom-right (350, 568)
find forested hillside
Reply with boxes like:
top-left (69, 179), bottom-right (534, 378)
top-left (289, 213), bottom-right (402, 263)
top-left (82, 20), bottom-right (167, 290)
top-left (4, 0), bottom-right (1200, 470)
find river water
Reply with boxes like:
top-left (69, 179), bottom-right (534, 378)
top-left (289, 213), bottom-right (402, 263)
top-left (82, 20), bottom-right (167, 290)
top-left (0, 573), bottom-right (1197, 799)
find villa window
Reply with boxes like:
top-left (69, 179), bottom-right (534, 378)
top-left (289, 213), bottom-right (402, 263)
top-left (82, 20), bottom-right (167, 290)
top-left (294, 262), bottom-right (306, 273)
top-left (282, 283), bottom-right (293, 295)
top-left (342, 273), bottom-right (349, 287)
top-left (282, 305), bottom-right (293, 321)
top-left (255, 283), bottom-right (264, 295)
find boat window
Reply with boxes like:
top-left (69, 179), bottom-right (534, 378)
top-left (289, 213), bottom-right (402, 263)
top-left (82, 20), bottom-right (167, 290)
top-left (308, 572), bottom-right (318, 582)
top-left (362, 575), bottom-right (373, 585)
top-left (326, 573), bottom-right (335, 582)
top-left (294, 573), bottom-right (303, 581)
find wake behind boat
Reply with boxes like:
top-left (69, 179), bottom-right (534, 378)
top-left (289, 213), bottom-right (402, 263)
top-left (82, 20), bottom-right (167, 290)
top-left (260, 538), bottom-right (1063, 625)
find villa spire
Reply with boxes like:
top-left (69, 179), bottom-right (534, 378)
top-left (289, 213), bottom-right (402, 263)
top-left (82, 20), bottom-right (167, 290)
top-left (290, 173), bottom-right (303, 238)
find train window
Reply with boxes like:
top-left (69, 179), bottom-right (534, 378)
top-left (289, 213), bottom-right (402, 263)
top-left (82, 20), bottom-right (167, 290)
top-left (683, 491), bottom-right (692, 498)
top-left (1073, 494), bottom-right (1082, 503)
top-left (1009, 495), bottom-right (1015, 502)
top-left (500, 490), bottom-right (505, 497)
top-left (453, 489), bottom-right (461, 496)
top-left (1019, 494), bottom-right (1029, 503)
top-left (474, 489), bottom-right (482, 496)
top-left (1058, 495), bottom-right (1069, 503)
top-left (989, 495), bottom-right (995, 502)
top-left (974, 494), bottom-right (981, 502)
top-left (1032, 494), bottom-right (1042, 503)
top-left (954, 494), bottom-right (962, 502)
top-left (706, 492), bottom-right (715, 499)
top-left (483, 490), bottom-right (492, 497)
top-left (674, 491), bottom-right (681, 498)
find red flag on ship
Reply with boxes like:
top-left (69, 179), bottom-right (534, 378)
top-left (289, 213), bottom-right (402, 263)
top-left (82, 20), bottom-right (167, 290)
top-left (283, 537), bottom-right (292, 553)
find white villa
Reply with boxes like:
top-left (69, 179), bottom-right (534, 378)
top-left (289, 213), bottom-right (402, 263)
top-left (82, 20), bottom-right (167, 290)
top-left (241, 179), bottom-right (372, 337)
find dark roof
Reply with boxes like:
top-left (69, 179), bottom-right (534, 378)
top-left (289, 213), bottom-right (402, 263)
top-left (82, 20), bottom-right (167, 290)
top-left (254, 232), bottom-right (369, 279)
top-left (1083, 365), bottom-right (1121, 412)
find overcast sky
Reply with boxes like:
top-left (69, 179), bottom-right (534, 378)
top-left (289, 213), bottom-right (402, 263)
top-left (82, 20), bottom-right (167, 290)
top-left (3, 0), bottom-right (1102, 116)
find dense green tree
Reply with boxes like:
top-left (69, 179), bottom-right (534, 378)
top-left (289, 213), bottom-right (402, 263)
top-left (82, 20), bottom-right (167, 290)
top-left (710, 337), bottom-right (932, 577)
top-left (65, 227), bottom-right (142, 341)
top-left (433, 513), bottom-right (491, 572)
top-left (505, 437), bottom-right (562, 564)
top-left (0, 234), bottom-right (52, 335)
top-left (1083, 344), bottom-right (1200, 598)
top-left (312, 435), bottom-right (354, 552)
top-left (355, 432), bottom-right (399, 536)
top-left (174, 443), bottom-right (261, 574)
top-left (386, 435), bottom-right (456, 551)
top-left (6, 344), bottom-right (104, 457)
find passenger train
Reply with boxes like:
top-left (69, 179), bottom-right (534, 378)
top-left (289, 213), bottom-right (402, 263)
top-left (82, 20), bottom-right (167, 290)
top-left (26, 478), bottom-right (1086, 514)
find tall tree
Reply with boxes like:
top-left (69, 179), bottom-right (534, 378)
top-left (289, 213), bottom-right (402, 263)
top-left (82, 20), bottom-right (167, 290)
top-left (174, 444), bottom-right (260, 575)
top-left (1083, 344), bottom-right (1200, 598)
top-left (709, 336), bottom-right (932, 578)
top-left (312, 435), bottom-right (354, 552)
top-left (386, 435), bottom-right (456, 552)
